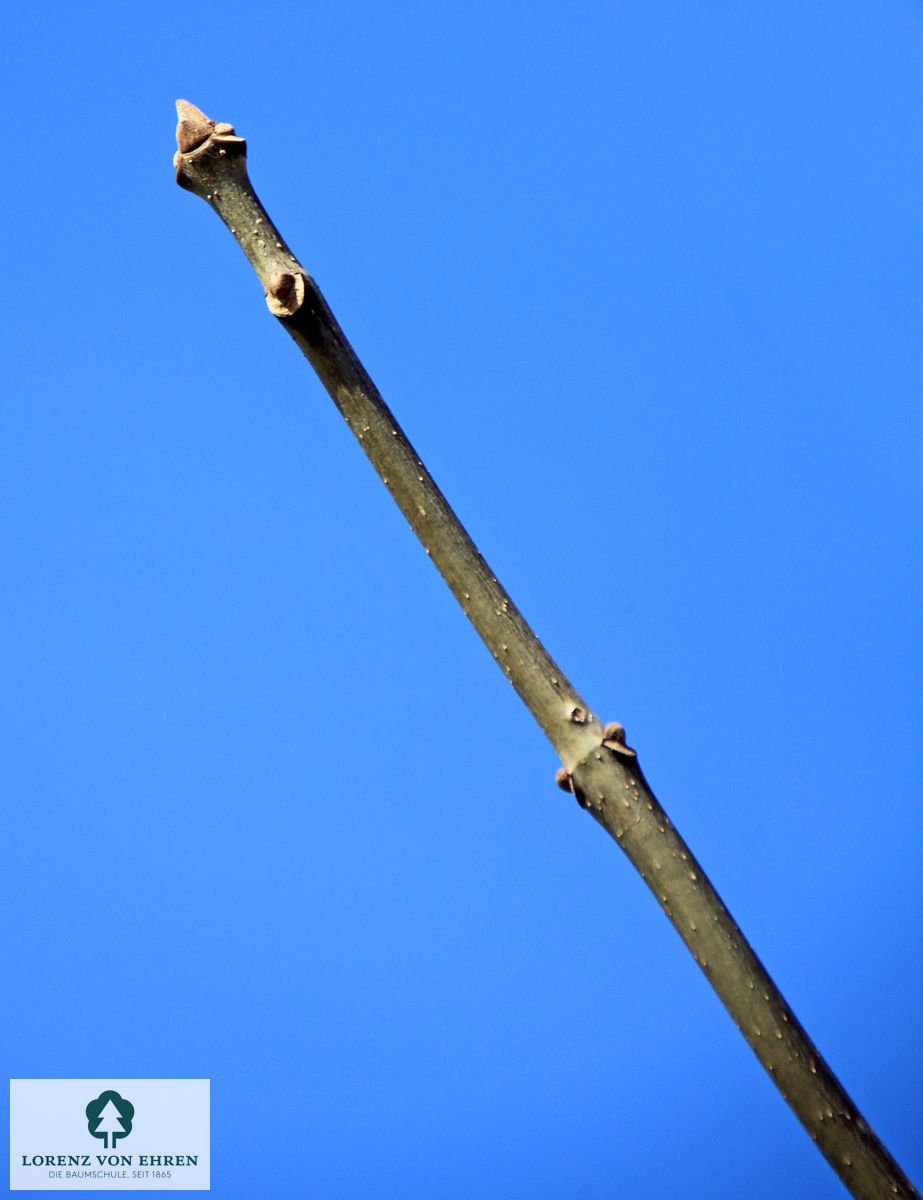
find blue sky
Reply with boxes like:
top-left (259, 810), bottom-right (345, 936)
top-left (2, 3), bottom-right (921, 1197)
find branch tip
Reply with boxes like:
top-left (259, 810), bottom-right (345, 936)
top-left (174, 100), bottom-right (246, 190)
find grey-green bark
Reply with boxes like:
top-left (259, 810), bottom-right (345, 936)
top-left (173, 101), bottom-right (919, 1200)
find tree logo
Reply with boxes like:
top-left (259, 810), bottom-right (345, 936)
top-left (85, 1090), bottom-right (135, 1149)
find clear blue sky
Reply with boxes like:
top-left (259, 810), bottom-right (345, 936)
top-left (2, 3), bottom-right (921, 1197)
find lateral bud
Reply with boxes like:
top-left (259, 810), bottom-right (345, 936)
top-left (601, 721), bottom-right (637, 759)
top-left (266, 271), bottom-right (307, 318)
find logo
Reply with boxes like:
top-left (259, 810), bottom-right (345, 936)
top-left (86, 1090), bottom-right (135, 1149)
top-left (10, 1079), bottom-right (209, 1190)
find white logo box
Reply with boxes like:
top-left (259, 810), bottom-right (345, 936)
top-left (10, 1079), bottom-right (209, 1191)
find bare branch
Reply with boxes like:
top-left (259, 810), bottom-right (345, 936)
top-left (174, 101), bottom-right (919, 1200)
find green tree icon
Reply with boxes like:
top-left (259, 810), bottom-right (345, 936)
top-left (86, 1090), bottom-right (134, 1149)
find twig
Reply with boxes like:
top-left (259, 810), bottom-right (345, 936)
top-left (173, 101), bottom-right (919, 1200)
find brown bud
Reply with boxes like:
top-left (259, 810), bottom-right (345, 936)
top-left (175, 100), bottom-right (215, 154)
